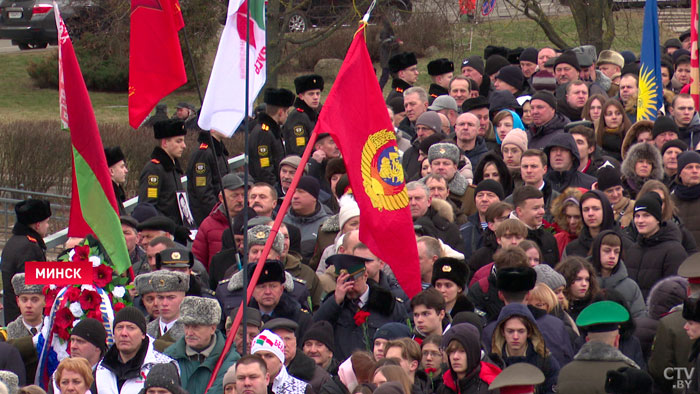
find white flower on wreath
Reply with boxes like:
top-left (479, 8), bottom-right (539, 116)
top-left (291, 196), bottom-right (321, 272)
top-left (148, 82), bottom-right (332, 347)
top-left (89, 256), bottom-right (101, 268)
top-left (112, 286), bottom-right (126, 298)
top-left (81, 285), bottom-right (95, 292)
top-left (69, 302), bottom-right (84, 318)
top-left (68, 250), bottom-right (75, 261)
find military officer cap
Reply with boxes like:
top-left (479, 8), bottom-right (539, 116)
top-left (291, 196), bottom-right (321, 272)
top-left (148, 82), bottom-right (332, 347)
top-left (327, 254), bottom-right (370, 281)
top-left (294, 74), bottom-right (324, 94)
top-left (136, 215), bottom-right (176, 234)
top-left (678, 253), bottom-right (700, 282)
top-left (428, 142), bottom-right (460, 165)
top-left (488, 362), bottom-right (545, 393)
top-left (15, 199), bottom-right (51, 226)
top-left (264, 88), bottom-right (295, 108)
top-left (156, 247), bottom-right (194, 269)
top-left (222, 173), bottom-right (245, 191)
top-left (576, 301), bottom-right (629, 332)
top-left (427, 58), bottom-right (454, 76)
top-left (264, 317), bottom-right (299, 333)
top-left (149, 270), bottom-right (190, 293)
top-left (153, 119), bottom-right (187, 139)
top-left (247, 260), bottom-right (286, 285)
top-left (104, 146), bottom-right (126, 167)
top-left (134, 272), bottom-right (156, 295)
top-left (229, 306), bottom-right (263, 330)
top-left (247, 225), bottom-right (284, 257)
top-left (11, 273), bottom-right (43, 296)
top-left (179, 296), bottom-right (221, 326)
top-left (497, 266), bottom-right (537, 293)
top-left (388, 52), bottom-right (417, 73)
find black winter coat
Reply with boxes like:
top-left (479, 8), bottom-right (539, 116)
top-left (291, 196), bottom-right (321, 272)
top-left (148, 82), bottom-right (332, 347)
top-left (527, 113), bottom-right (570, 150)
top-left (284, 98), bottom-right (319, 156)
top-left (186, 132), bottom-right (230, 225)
top-left (287, 352), bottom-right (331, 394)
top-left (526, 227), bottom-right (559, 267)
top-left (137, 146), bottom-right (185, 225)
top-left (248, 113), bottom-right (284, 186)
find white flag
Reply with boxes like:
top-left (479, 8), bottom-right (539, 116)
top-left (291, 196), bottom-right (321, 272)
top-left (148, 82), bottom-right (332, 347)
top-left (198, 0), bottom-right (266, 136)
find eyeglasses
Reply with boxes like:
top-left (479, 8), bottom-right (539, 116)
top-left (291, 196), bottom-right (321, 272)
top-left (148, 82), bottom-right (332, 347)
top-left (422, 351), bottom-right (442, 358)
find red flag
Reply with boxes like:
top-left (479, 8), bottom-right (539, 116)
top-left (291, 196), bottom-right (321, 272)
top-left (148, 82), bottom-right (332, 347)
top-left (128, 0), bottom-right (187, 129)
top-left (691, 0), bottom-right (699, 110)
top-left (315, 24), bottom-right (421, 298)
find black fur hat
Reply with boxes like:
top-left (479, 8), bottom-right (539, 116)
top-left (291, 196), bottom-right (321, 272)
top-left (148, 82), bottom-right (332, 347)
top-left (388, 52), bottom-right (417, 73)
top-left (431, 257), bottom-right (469, 290)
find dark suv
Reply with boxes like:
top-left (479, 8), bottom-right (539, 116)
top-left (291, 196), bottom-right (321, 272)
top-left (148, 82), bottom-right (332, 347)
top-left (283, 0), bottom-right (412, 33)
top-left (0, 0), bottom-right (90, 49)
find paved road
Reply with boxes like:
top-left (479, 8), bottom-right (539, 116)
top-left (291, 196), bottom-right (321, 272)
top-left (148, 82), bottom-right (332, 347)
top-left (0, 39), bottom-right (17, 53)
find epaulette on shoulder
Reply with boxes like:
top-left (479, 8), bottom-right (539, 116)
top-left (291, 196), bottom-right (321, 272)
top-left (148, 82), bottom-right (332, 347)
top-left (396, 87), bottom-right (404, 93)
top-left (261, 123), bottom-right (270, 131)
top-left (204, 288), bottom-right (215, 296)
top-left (296, 107), bottom-right (305, 113)
top-left (395, 297), bottom-right (404, 303)
top-left (151, 158), bottom-right (160, 164)
top-left (26, 235), bottom-right (37, 243)
top-left (199, 143), bottom-right (208, 150)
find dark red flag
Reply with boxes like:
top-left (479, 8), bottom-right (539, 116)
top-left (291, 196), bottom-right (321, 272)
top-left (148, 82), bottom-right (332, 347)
top-left (128, 0), bottom-right (187, 128)
top-left (315, 24), bottom-right (421, 298)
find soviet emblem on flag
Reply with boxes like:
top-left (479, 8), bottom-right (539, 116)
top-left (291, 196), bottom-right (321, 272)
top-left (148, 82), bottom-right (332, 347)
top-left (361, 129), bottom-right (408, 211)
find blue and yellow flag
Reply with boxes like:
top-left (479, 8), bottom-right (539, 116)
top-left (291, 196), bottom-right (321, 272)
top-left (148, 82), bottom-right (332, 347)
top-left (637, 0), bottom-right (664, 121)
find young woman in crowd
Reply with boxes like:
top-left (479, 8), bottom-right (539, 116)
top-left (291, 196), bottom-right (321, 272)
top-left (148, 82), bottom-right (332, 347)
top-left (550, 188), bottom-right (584, 257)
top-left (620, 120), bottom-right (654, 160)
top-left (421, 334), bottom-right (445, 391)
top-left (595, 99), bottom-right (632, 161)
top-left (620, 141), bottom-right (663, 199)
top-left (372, 365), bottom-right (412, 394)
top-left (473, 153), bottom-right (513, 196)
top-left (581, 94), bottom-right (607, 123)
top-left (518, 240), bottom-right (543, 268)
top-left (555, 256), bottom-right (601, 320)
top-left (493, 110), bottom-right (525, 144)
top-left (521, 99), bottom-right (533, 129)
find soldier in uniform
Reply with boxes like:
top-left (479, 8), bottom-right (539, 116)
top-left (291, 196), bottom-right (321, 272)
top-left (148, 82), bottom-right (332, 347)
top-left (187, 129), bottom-right (230, 226)
top-left (138, 119), bottom-right (188, 226)
top-left (1, 199), bottom-right (51, 324)
top-left (249, 88), bottom-right (295, 186)
top-left (6, 273), bottom-right (44, 340)
top-left (386, 52), bottom-right (418, 104)
top-left (488, 363), bottom-right (545, 393)
top-left (144, 269), bottom-right (189, 352)
top-left (155, 247), bottom-right (215, 300)
top-left (104, 146), bottom-right (128, 215)
top-left (284, 74), bottom-right (324, 156)
top-left (427, 58), bottom-right (454, 104)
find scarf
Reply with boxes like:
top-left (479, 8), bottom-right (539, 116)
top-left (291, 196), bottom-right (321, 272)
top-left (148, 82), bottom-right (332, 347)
top-left (674, 183), bottom-right (700, 201)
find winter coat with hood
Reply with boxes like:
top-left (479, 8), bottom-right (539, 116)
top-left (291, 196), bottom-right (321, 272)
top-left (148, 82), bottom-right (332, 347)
top-left (672, 110), bottom-right (700, 149)
top-left (414, 199), bottom-right (465, 254)
top-left (527, 113), bottom-right (571, 150)
top-left (625, 220), bottom-right (687, 298)
top-left (588, 230), bottom-right (646, 318)
top-left (489, 304), bottom-right (560, 394)
top-left (437, 323), bottom-right (501, 394)
top-left (564, 190), bottom-right (632, 258)
top-left (620, 120), bottom-right (654, 160)
top-left (467, 263), bottom-right (504, 323)
top-left (557, 340), bottom-right (639, 394)
top-left (543, 133), bottom-right (596, 193)
top-left (620, 142), bottom-right (664, 199)
top-left (634, 275), bottom-right (688, 360)
top-left (283, 202), bottom-right (331, 260)
top-left (556, 96), bottom-right (584, 122)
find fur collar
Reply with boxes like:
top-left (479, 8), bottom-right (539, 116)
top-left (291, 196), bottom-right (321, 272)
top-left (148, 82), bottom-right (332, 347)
top-left (287, 351), bottom-right (317, 381)
top-left (227, 269), bottom-right (295, 292)
top-left (320, 214), bottom-right (340, 233)
top-left (431, 198), bottom-right (454, 223)
top-left (366, 283), bottom-right (396, 316)
top-left (448, 172), bottom-right (469, 196)
top-left (150, 147), bottom-right (183, 173)
top-left (573, 341), bottom-right (638, 368)
top-left (621, 142), bottom-right (663, 181)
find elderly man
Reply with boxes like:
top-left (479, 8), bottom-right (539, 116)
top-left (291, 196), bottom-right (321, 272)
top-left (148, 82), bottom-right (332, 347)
top-left (121, 216), bottom-right (148, 276)
top-left (407, 181), bottom-right (463, 253)
top-left (276, 155), bottom-right (301, 206)
top-left (528, 91), bottom-right (569, 150)
top-left (186, 129), bottom-right (230, 225)
top-left (429, 95), bottom-right (459, 128)
top-left (164, 297), bottom-right (240, 394)
top-left (537, 47), bottom-right (557, 72)
top-left (2, 199), bottom-right (51, 324)
top-left (105, 146), bottom-right (128, 215)
top-left (396, 86), bottom-right (429, 141)
top-left (301, 321), bottom-right (338, 375)
top-left (313, 254), bottom-right (407, 360)
top-left (428, 142), bottom-right (477, 217)
top-left (427, 58), bottom-right (454, 103)
top-left (6, 273), bottom-right (44, 339)
top-left (283, 176), bottom-right (330, 261)
top-left (284, 74), bottom-right (324, 156)
top-left (264, 318), bottom-right (331, 393)
top-left (597, 50), bottom-right (625, 80)
top-left (96, 306), bottom-right (175, 394)
top-left (249, 183), bottom-right (278, 218)
top-left (386, 52), bottom-right (419, 104)
top-left (136, 216), bottom-right (176, 249)
top-left (553, 51), bottom-right (580, 88)
top-left (145, 269), bottom-right (190, 351)
top-left (227, 306), bottom-right (263, 356)
top-left (138, 119), bottom-right (188, 225)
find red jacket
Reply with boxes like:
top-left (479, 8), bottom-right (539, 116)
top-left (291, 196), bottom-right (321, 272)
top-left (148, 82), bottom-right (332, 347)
top-left (192, 203), bottom-right (228, 270)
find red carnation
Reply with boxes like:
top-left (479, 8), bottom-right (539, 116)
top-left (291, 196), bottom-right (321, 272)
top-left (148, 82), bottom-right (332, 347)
top-left (64, 286), bottom-right (81, 302)
top-left (78, 290), bottom-right (102, 311)
top-left (73, 245), bottom-right (90, 262)
top-left (55, 307), bottom-right (74, 330)
top-left (87, 308), bottom-right (103, 320)
top-left (93, 264), bottom-right (113, 288)
top-left (56, 326), bottom-right (71, 341)
top-left (113, 302), bottom-right (126, 313)
top-left (414, 337), bottom-right (423, 345)
top-left (425, 367), bottom-right (437, 375)
top-left (353, 310), bottom-right (371, 326)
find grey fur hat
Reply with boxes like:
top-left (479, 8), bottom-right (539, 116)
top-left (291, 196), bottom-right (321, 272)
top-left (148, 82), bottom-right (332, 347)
top-left (0, 371), bottom-right (18, 394)
top-left (428, 142), bottom-right (460, 164)
top-left (11, 273), bottom-right (43, 295)
top-left (150, 271), bottom-right (189, 293)
top-left (247, 225), bottom-right (284, 256)
top-left (179, 296), bottom-right (221, 326)
top-left (134, 273), bottom-right (156, 295)
top-left (621, 142), bottom-right (663, 181)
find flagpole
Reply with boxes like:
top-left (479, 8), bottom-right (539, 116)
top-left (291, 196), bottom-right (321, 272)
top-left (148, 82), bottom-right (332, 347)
top-left (180, 27), bottom-right (204, 105)
top-left (240, 0), bottom-right (252, 357)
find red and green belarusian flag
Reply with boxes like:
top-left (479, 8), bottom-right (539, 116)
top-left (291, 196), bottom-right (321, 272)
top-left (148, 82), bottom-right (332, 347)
top-left (55, 3), bottom-right (130, 274)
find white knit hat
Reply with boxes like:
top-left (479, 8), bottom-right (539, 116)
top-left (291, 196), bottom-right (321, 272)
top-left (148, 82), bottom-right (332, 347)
top-left (251, 330), bottom-right (285, 363)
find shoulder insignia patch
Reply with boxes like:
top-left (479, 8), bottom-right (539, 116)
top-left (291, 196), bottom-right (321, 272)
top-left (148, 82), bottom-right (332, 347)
top-left (26, 235), bottom-right (37, 243)
top-left (195, 163), bottom-right (206, 174)
top-left (148, 175), bottom-right (159, 186)
top-left (293, 125), bottom-right (305, 136)
top-left (199, 143), bottom-right (208, 150)
top-left (258, 145), bottom-right (269, 157)
top-left (151, 159), bottom-right (160, 164)
top-left (430, 93), bottom-right (438, 98)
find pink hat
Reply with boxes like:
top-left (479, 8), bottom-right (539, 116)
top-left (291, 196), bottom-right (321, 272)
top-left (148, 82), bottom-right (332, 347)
top-left (501, 128), bottom-right (528, 153)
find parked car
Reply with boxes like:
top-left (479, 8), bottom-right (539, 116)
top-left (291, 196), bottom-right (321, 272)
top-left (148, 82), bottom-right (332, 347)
top-left (281, 0), bottom-right (412, 33)
top-left (0, 0), bottom-right (91, 49)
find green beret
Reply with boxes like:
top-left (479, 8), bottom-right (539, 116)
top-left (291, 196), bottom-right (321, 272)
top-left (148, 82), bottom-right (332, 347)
top-left (576, 301), bottom-right (629, 332)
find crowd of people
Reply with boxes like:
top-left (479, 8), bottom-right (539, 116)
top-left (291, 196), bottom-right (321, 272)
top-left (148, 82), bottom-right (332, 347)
top-left (2, 26), bottom-right (700, 394)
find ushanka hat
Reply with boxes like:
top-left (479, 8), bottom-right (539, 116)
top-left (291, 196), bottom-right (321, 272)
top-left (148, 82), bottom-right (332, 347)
top-left (134, 272), bottom-right (156, 295)
top-left (149, 270), bottom-right (190, 293)
top-left (263, 88), bottom-right (295, 107)
top-left (11, 273), bottom-right (43, 295)
top-left (683, 297), bottom-right (700, 322)
top-left (179, 296), bottom-right (221, 326)
top-left (247, 260), bottom-right (286, 284)
top-left (497, 266), bottom-right (537, 293)
top-left (15, 199), bottom-right (51, 225)
top-left (427, 58), bottom-right (454, 76)
top-left (104, 146), bottom-right (126, 167)
top-left (431, 257), bottom-right (468, 289)
top-left (153, 119), bottom-right (186, 139)
top-left (388, 52), bottom-right (417, 73)
top-left (428, 142), bottom-right (460, 164)
top-left (247, 225), bottom-right (284, 256)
